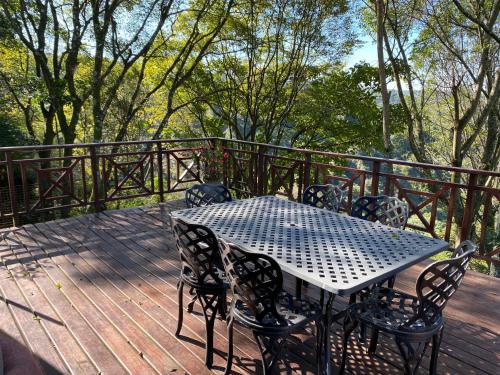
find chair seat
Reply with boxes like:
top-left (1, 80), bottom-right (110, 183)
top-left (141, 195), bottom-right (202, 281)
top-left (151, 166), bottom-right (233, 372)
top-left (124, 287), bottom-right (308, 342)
top-left (233, 291), bottom-right (321, 333)
top-left (349, 287), bottom-right (443, 338)
top-left (180, 266), bottom-right (228, 291)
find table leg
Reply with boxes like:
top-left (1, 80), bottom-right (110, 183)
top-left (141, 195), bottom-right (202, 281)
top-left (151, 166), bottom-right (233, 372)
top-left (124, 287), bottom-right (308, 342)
top-left (320, 292), bottom-right (336, 375)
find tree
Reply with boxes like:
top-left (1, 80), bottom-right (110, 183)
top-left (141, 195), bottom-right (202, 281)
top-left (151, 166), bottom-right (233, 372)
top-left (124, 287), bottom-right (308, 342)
top-left (189, 0), bottom-right (355, 144)
top-left (0, 0), bottom-right (234, 149)
top-left (377, 0), bottom-right (499, 173)
top-left (289, 63), bottom-right (403, 153)
top-left (451, 0), bottom-right (500, 45)
top-left (151, 0), bottom-right (235, 140)
top-left (360, 0), bottom-right (499, 268)
top-left (375, 0), bottom-right (394, 162)
top-left (0, 43), bottom-right (38, 143)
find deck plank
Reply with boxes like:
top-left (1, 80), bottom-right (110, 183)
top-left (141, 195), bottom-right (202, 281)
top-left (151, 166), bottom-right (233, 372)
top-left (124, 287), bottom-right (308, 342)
top-left (0, 251), bottom-right (70, 374)
top-left (0, 200), bottom-right (497, 375)
top-left (9, 227), bottom-right (131, 375)
top-left (31, 222), bottom-right (183, 375)
top-left (2, 232), bottom-right (98, 375)
top-left (17, 225), bottom-right (157, 375)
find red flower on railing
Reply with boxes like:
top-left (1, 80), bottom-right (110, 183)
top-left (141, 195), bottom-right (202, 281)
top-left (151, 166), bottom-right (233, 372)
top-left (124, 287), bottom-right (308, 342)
top-left (197, 146), bottom-right (228, 182)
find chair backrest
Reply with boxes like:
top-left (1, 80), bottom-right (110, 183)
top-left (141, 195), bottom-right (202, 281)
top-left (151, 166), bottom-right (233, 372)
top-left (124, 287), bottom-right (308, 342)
top-left (379, 196), bottom-right (409, 229)
top-left (171, 217), bottom-right (224, 285)
top-left (218, 239), bottom-right (285, 325)
top-left (185, 183), bottom-right (232, 208)
top-left (416, 241), bottom-right (476, 314)
top-left (351, 195), bottom-right (409, 229)
top-left (302, 184), bottom-right (343, 212)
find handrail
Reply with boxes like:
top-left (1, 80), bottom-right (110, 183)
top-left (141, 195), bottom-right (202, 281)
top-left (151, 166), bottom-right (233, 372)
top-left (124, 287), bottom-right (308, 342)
top-left (0, 137), bottom-right (217, 152)
top-left (218, 138), bottom-right (500, 176)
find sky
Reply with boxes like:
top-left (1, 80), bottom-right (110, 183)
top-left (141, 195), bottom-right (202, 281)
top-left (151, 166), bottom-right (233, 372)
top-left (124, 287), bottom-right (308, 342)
top-left (346, 35), bottom-right (378, 67)
top-left (345, 35), bottom-right (410, 91)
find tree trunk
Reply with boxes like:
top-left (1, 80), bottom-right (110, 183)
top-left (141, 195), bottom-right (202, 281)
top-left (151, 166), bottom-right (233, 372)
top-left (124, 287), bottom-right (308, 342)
top-left (376, 0), bottom-right (394, 193)
top-left (491, 206), bottom-right (500, 277)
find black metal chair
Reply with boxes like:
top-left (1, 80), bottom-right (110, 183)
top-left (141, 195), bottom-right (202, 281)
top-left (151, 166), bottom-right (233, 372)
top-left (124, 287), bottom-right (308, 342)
top-left (171, 218), bottom-right (227, 368)
top-left (340, 241), bottom-right (477, 375)
top-left (218, 239), bottom-right (322, 375)
top-left (302, 184), bottom-right (344, 212)
top-left (185, 183), bottom-right (232, 208)
top-left (351, 195), bottom-right (409, 230)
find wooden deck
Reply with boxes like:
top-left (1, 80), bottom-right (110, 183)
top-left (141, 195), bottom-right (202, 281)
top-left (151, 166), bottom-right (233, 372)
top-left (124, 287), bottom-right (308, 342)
top-left (0, 200), bottom-right (498, 375)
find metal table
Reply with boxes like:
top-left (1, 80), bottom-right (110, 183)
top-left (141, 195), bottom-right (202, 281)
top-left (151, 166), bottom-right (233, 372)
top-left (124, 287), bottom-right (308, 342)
top-left (171, 196), bottom-right (449, 374)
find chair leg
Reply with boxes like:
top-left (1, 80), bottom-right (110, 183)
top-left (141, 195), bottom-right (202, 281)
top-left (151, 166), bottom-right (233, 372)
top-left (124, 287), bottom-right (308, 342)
top-left (224, 316), bottom-right (234, 375)
top-left (348, 293), bottom-right (356, 304)
top-left (315, 319), bottom-right (323, 374)
top-left (315, 319), bottom-right (325, 374)
top-left (198, 292), bottom-right (221, 369)
top-left (187, 287), bottom-right (197, 313)
top-left (358, 322), bottom-right (367, 343)
top-left (175, 280), bottom-right (184, 337)
top-left (395, 338), bottom-right (429, 375)
top-left (339, 314), bottom-right (359, 374)
top-left (254, 333), bottom-right (286, 375)
top-left (388, 275), bottom-right (396, 288)
top-left (218, 290), bottom-right (227, 320)
top-left (356, 291), bottom-right (369, 343)
top-left (368, 328), bottom-right (379, 355)
top-left (429, 327), bottom-right (444, 375)
top-left (295, 277), bottom-right (302, 299)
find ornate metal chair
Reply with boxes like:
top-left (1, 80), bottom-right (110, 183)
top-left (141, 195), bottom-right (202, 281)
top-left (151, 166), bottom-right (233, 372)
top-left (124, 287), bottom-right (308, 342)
top-left (218, 239), bottom-right (322, 375)
top-left (171, 218), bottom-right (227, 368)
top-left (340, 241), bottom-right (477, 375)
top-left (185, 183), bottom-right (232, 208)
top-left (351, 195), bottom-right (409, 230)
top-left (302, 184), bottom-right (344, 212)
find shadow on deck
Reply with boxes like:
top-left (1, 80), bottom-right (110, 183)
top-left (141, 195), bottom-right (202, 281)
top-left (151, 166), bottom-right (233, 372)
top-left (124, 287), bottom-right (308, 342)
top-left (0, 200), bottom-right (498, 374)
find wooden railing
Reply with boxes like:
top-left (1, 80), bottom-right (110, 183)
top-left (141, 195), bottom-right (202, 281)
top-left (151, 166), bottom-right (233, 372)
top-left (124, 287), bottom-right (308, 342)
top-left (1, 138), bottom-right (499, 265)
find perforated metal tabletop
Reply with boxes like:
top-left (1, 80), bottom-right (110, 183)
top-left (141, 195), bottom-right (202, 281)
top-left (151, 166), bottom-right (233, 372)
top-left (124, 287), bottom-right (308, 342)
top-left (171, 196), bottom-right (448, 295)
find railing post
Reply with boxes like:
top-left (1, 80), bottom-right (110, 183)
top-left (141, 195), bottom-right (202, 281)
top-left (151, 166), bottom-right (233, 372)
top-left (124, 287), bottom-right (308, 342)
top-left (89, 145), bottom-right (102, 212)
top-left (371, 160), bottom-right (381, 196)
top-left (156, 142), bottom-right (164, 202)
top-left (478, 192), bottom-right (492, 255)
top-left (166, 148), bottom-right (172, 192)
top-left (5, 151), bottom-right (20, 227)
top-left (257, 145), bottom-right (266, 196)
top-left (460, 173), bottom-right (478, 242)
top-left (220, 138), bottom-right (229, 187)
top-left (303, 153), bottom-right (311, 188)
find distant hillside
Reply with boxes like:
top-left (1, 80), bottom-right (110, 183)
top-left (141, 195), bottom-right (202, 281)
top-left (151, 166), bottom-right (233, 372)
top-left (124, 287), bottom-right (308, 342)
top-left (374, 90), bottom-right (420, 105)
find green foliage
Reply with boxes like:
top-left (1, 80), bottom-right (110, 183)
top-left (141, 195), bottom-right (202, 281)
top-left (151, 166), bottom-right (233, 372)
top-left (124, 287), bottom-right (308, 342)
top-left (0, 115), bottom-right (37, 186)
top-left (289, 63), bottom-right (404, 153)
top-left (432, 250), bottom-right (489, 275)
top-left (0, 115), bottom-right (36, 148)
